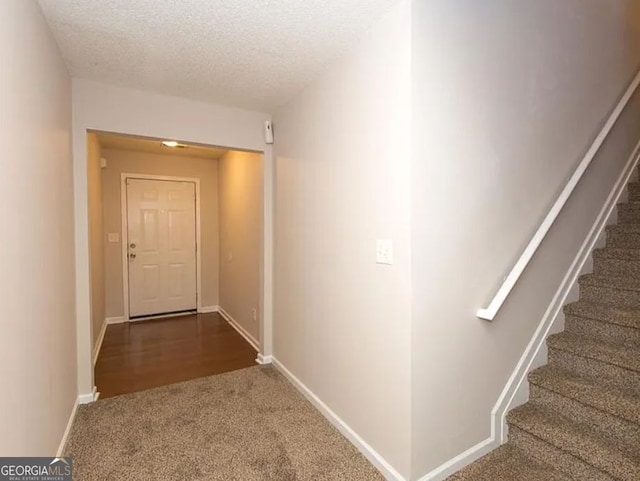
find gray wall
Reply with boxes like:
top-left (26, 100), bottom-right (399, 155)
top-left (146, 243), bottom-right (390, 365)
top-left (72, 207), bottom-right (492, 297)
top-left (273, 2), bottom-right (412, 477)
top-left (0, 0), bottom-right (76, 456)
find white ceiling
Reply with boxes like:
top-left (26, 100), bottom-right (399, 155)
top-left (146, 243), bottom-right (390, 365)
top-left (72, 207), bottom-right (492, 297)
top-left (38, 0), bottom-right (400, 112)
top-left (96, 132), bottom-right (228, 160)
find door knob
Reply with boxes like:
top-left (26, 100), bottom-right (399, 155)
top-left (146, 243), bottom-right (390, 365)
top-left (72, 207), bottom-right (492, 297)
top-left (129, 252), bottom-right (136, 259)
top-left (130, 243), bottom-right (136, 248)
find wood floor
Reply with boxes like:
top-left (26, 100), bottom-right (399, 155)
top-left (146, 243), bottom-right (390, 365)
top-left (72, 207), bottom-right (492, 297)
top-left (95, 312), bottom-right (258, 398)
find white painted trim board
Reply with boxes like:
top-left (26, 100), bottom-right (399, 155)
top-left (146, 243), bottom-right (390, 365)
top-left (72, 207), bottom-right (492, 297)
top-left (198, 305), bottom-right (219, 313)
top-left (56, 398), bottom-right (79, 457)
top-left (92, 318), bottom-right (108, 366)
top-left (271, 357), bottom-right (407, 481)
top-left (218, 306), bottom-right (259, 352)
top-left (78, 386), bottom-right (99, 404)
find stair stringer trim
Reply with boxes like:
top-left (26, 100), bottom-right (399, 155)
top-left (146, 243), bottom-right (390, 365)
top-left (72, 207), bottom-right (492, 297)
top-left (490, 137), bottom-right (640, 445)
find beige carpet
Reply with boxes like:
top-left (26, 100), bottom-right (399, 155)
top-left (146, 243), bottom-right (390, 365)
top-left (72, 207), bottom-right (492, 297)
top-left (66, 366), bottom-right (384, 481)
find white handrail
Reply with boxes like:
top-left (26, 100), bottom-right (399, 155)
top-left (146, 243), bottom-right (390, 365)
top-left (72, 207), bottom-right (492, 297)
top-left (478, 69), bottom-right (640, 321)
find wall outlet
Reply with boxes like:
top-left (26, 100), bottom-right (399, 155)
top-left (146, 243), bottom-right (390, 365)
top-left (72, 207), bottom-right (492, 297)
top-left (228, 251), bottom-right (233, 261)
top-left (108, 233), bottom-right (119, 243)
top-left (376, 239), bottom-right (393, 265)
top-left (252, 308), bottom-right (257, 321)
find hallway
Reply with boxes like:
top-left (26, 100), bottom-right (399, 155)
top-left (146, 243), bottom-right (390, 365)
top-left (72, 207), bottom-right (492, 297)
top-left (95, 313), bottom-right (257, 398)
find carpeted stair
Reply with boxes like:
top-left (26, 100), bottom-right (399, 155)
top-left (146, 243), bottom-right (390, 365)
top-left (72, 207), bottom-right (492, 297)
top-left (449, 180), bottom-right (640, 480)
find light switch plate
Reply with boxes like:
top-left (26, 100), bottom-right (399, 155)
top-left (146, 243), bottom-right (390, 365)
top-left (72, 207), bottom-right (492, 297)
top-left (376, 239), bottom-right (393, 265)
top-left (108, 233), bottom-right (119, 243)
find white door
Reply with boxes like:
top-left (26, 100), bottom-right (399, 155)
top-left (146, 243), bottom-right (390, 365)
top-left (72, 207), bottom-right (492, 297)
top-left (126, 178), bottom-right (197, 318)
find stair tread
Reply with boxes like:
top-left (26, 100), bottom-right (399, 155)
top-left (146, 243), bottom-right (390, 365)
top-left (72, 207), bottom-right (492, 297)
top-left (529, 365), bottom-right (640, 424)
top-left (564, 301), bottom-right (640, 329)
top-left (579, 273), bottom-right (640, 291)
top-left (547, 332), bottom-right (640, 373)
top-left (446, 445), bottom-right (572, 481)
top-left (593, 247), bottom-right (640, 261)
top-left (507, 404), bottom-right (640, 480)
top-left (607, 223), bottom-right (640, 232)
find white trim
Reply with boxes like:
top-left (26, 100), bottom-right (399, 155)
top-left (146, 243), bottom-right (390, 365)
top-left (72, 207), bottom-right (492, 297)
top-left (272, 357), bottom-right (407, 481)
top-left (92, 319), bottom-right (108, 366)
top-left (490, 137), bottom-right (640, 442)
top-left (78, 386), bottom-right (99, 405)
top-left (120, 173), bottom-right (202, 320)
top-left (106, 316), bottom-right (126, 324)
top-left (218, 306), bottom-right (259, 352)
top-left (415, 437), bottom-right (497, 481)
top-left (56, 398), bottom-right (79, 457)
top-left (256, 354), bottom-right (273, 365)
top-left (198, 305), bottom-right (219, 313)
top-left (478, 68), bottom-right (640, 321)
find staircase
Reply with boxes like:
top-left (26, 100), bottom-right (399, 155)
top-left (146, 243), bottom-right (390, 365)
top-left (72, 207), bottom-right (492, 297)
top-left (449, 179), bottom-right (640, 480)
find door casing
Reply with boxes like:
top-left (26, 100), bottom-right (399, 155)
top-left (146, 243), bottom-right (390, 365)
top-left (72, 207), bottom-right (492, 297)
top-left (120, 173), bottom-right (202, 321)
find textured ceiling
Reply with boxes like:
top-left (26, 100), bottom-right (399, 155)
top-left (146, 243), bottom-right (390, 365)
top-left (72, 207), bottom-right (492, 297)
top-left (96, 132), bottom-right (228, 160)
top-left (38, 0), bottom-right (400, 112)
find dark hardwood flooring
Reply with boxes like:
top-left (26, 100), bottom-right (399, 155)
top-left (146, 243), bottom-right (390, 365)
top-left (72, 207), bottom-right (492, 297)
top-left (95, 312), bottom-right (258, 398)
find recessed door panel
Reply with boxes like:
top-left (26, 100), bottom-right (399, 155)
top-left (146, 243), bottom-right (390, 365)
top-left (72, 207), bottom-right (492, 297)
top-left (126, 178), bottom-right (197, 318)
top-left (168, 210), bottom-right (185, 251)
top-left (141, 209), bottom-right (160, 252)
top-left (142, 264), bottom-right (160, 300)
top-left (168, 263), bottom-right (185, 298)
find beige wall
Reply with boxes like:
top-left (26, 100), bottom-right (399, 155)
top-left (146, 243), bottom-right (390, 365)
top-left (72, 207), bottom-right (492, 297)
top-left (0, 0), bottom-right (76, 456)
top-left (101, 149), bottom-right (219, 318)
top-left (273, 2), bottom-right (412, 478)
top-left (87, 133), bottom-right (105, 349)
top-left (411, 1), bottom-right (640, 477)
top-left (218, 151), bottom-right (263, 342)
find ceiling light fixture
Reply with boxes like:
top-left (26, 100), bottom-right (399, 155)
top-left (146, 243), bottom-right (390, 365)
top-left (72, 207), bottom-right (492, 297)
top-left (161, 140), bottom-right (179, 148)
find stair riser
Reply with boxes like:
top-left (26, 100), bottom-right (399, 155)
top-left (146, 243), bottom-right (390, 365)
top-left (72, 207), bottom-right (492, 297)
top-left (580, 284), bottom-right (640, 309)
top-left (565, 315), bottom-right (640, 347)
top-left (508, 426), bottom-right (615, 481)
top-left (548, 348), bottom-right (640, 392)
top-left (617, 205), bottom-right (640, 224)
top-left (606, 230), bottom-right (640, 248)
top-left (529, 385), bottom-right (640, 447)
top-left (628, 184), bottom-right (640, 202)
top-left (594, 257), bottom-right (640, 278)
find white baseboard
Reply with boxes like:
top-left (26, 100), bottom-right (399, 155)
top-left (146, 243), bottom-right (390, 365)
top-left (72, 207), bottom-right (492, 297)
top-left (490, 137), bottom-right (640, 443)
top-left (56, 398), bottom-right (78, 457)
top-left (256, 353), bottom-right (273, 365)
top-left (416, 437), bottom-right (497, 481)
top-left (218, 306), bottom-right (260, 352)
top-left (93, 319), bottom-right (108, 366)
top-left (106, 316), bottom-right (125, 324)
top-left (78, 386), bottom-right (98, 405)
top-left (272, 357), bottom-right (407, 481)
top-left (198, 305), bottom-right (219, 314)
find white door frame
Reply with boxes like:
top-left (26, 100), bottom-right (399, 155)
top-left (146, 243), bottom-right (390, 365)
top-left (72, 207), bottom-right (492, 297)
top-left (120, 173), bottom-right (202, 321)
